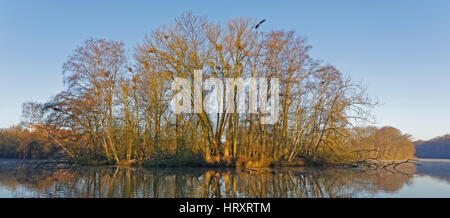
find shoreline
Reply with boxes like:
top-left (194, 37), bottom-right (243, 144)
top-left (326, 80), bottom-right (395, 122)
top-left (0, 157), bottom-right (421, 170)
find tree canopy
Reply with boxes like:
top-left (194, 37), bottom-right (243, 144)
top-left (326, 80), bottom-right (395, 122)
top-left (17, 13), bottom-right (395, 166)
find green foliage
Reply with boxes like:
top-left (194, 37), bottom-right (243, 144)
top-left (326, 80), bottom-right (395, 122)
top-left (143, 155), bottom-right (205, 167)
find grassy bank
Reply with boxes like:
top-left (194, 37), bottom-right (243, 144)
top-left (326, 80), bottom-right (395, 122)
top-left (0, 156), bottom-right (313, 168)
top-left (141, 155), bottom-right (313, 169)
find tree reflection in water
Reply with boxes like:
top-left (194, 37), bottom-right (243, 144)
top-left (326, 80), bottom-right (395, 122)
top-left (0, 162), bottom-right (416, 198)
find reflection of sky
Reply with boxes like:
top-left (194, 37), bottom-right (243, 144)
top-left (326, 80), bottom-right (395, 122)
top-left (0, 187), bottom-right (13, 198)
top-left (0, 184), bottom-right (41, 198)
top-left (370, 159), bottom-right (450, 198)
top-left (372, 175), bottom-right (450, 198)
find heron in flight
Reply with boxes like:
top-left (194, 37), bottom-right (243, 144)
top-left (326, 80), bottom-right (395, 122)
top-left (255, 19), bottom-right (266, 29)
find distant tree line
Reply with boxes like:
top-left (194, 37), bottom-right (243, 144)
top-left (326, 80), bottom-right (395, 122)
top-left (14, 13), bottom-right (415, 166)
top-left (0, 126), bottom-right (61, 159)
top-left (415, 134), bottom-right (450, 159)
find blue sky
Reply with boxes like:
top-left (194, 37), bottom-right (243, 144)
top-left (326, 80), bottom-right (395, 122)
top-left (0, 0), bottom-right (449, 140)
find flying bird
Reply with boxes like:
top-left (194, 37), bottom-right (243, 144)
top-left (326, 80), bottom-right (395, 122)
top-left (255, 19), bottom-right (266, 29)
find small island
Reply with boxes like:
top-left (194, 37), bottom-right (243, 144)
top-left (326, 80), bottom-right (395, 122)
top-left (1, 1), bottom-right (450, 202)
top-left (0, 13), bottom-right (416, 169)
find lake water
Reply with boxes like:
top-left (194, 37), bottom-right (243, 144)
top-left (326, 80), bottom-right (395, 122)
top-left (0, 159), bottom-right (449, 198)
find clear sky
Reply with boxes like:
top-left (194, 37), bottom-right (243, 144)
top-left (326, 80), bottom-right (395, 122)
top-left (1, 0), bottom-right (449, 140)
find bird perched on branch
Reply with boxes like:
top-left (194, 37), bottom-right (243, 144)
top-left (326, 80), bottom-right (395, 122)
top-left (255, 19), bottom-right (266, 29)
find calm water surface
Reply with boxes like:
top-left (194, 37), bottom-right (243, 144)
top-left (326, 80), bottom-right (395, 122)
top-left (0, 158), bottom-right (449, 198)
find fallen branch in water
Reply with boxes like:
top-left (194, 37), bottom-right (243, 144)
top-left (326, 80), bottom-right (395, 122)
top-left (355, 158), bottom-right (418, 175)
